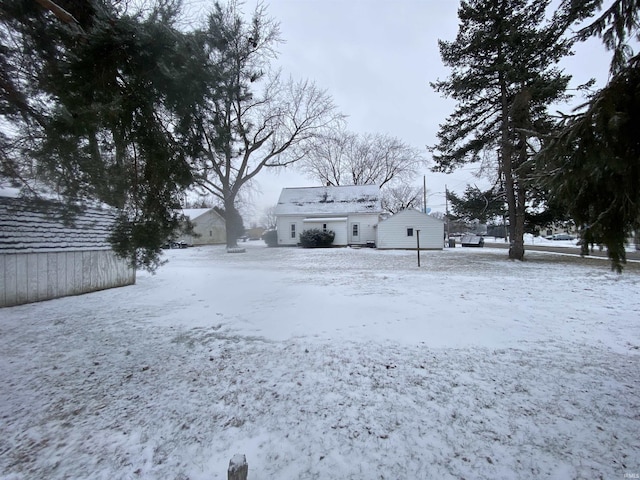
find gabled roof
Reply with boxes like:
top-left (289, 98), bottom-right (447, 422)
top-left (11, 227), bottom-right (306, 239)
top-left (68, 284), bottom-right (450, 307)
top-left (180, 208), bottom-right (222, 221)
top-left (275, 185), bottom-right (381, 216)
top-left (378, 208), bottom-right (444, 225)
top-left (0, 196), bottom-right (117, 254)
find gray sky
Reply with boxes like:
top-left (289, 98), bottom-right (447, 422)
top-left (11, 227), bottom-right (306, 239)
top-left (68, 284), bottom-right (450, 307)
top-left (224, 0), bottom-right (613, 220)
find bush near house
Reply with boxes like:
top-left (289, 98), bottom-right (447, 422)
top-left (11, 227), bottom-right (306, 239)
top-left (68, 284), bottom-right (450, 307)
top-left (262, 230), bottom-right (278, 247)
top-left (299, 228), bottom-right (335, 248)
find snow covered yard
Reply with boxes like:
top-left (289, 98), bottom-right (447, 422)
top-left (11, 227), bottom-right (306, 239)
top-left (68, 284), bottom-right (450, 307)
top-left (1, 244), bottom-right (639, 480)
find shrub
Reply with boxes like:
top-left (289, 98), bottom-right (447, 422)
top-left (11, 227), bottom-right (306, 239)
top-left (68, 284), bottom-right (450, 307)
top-left (262, 229), bottom-right (278, 247)
top-left (299, 228), bottom-right (335, 248)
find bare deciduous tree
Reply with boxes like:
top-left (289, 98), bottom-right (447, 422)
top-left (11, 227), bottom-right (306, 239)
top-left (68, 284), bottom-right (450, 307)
top-left (380, 184), bottom-right (425, 214)
top-left (260, 205), bottom-right (277, 230)
top-left (190, 2), bottom-right (342, 248)
top-left (301, 129), bottom-right (425, 189)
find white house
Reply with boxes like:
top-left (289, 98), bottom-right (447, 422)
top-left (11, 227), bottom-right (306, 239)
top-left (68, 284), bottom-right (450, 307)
top-left (0, 195), bottom-right (136, 308)
top-left (274, 185), bottom-right (381, 246)
top-left (177, 208), bottom-right (226, 246)
top-left (376, 209), bottom-right (444, 250)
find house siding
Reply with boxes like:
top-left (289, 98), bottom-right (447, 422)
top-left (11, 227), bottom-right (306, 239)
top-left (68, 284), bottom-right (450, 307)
top-left (277, 213), bottom-right (379, 246)
top-left (277, 216), bottom-right (302, 245)
top-left (377, 209), bottom-right (444, 250)
top-left (178, 209), bottom-right (226, 246)
top-left (347, 213), bottom-right (378, 245)
top-left (274, 185), bottom-right (382, 247)
top-left (302, 218), bottom-right (348, 245)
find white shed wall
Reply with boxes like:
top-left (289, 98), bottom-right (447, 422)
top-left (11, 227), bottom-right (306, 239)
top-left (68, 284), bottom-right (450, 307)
top-left (1, 250), bottom-right (135, 308)
top-left (377, 210), bottom-right (444, 250)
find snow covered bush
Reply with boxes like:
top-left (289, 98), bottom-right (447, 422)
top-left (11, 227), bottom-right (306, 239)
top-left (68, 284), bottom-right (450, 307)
top-left (262, 230), bottom-right (278, 247)
top-left (299, 228), bottom-right (335, 248)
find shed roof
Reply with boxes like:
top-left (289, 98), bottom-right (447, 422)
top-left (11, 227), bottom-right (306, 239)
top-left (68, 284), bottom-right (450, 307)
top-left (0, 196), bottom-right (117, 254)
top-left (275, 185), bottom-right (381, 216)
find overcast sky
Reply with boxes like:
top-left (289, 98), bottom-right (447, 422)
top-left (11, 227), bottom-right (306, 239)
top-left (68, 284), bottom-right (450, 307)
top-left (194, 0), bottom-right (614, 221)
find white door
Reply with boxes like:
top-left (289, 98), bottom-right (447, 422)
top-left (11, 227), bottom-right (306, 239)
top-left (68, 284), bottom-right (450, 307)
top-left (351, 222), bottom-right (360, 243)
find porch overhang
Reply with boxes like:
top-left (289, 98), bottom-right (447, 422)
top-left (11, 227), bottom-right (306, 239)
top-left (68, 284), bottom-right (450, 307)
top-left (303, 217), bottom-right (348, 222)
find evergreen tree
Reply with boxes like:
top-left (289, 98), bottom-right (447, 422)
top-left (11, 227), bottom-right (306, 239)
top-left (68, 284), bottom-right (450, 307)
top-left (431, 0), bottom-right (572, 260)
top-left (540, 0), bottom-right (640, 271)
top-left (0, 0), bottom-right (212, 270)
top-left (447, 186), bottom-right (507, 224)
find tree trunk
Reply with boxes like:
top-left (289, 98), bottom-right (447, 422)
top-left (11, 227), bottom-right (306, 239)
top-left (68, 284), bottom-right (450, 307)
top-left (510, 179), bottom-right (526, 260)
top-left (498, 70), bottom-right (523, 261)
top-left (508, 88), bottom-right (533, 262)
top-left (224, 194), bottom-right (242, 249)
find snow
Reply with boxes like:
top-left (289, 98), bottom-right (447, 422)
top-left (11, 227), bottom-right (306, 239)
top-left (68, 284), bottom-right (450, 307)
top-left (1, 243), bottom-right (639, 479)
top-left (0, 196), bottom-right (117, 253)
top-left (275, 185), bottom-right (381, 215)
top-left (0, 186), bottom-right (20, 198)
top-left (181, 208), bottom-right (215, 221)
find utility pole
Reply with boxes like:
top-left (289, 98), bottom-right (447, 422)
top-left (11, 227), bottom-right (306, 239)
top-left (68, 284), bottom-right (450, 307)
top-left (445, 184), bottom-right (449, 239)
top-left (423, 175), bottom-right (427, 213)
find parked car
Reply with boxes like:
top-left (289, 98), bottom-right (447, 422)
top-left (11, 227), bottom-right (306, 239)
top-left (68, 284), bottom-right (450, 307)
top-left (163, 240), bottom-right (188, 249)
top-left (550, 233), bottom-right (575, 241)
top-left (460, 234), bottom-right (484, 247)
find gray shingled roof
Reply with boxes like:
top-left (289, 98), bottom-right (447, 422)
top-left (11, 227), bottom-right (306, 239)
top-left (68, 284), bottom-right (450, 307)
top-left (0, 196), bottom-right (117, 254)
top-left (275, 185), bottom-right (381, 216)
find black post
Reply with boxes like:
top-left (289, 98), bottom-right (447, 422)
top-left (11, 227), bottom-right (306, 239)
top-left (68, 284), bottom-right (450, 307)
top-left (416, 229), bottom-right (421, 267)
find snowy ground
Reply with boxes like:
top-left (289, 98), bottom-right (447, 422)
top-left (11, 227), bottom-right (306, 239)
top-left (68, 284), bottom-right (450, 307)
top-left (1, 243), bottom-right (639, 479)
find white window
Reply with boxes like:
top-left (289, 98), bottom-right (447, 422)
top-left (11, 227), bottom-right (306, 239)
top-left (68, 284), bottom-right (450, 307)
top-left (352, 223), bottom-right (359, 237)
top-left (290, 223), bottom-right (296, 239)
top-left (407, 227), bottom-right (414, 237)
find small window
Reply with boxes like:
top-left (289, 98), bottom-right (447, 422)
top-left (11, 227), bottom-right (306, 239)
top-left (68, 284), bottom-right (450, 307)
top-left (290, 223), bottom-right (296, 239)
top-left (352, 224), bottom-right (359, 237)
top-left (407, 228), bottom-right (414, 237)
top-left (209, 230), bottom-right (213, 237)
top-left (323, 223), bottom-right (327, 232)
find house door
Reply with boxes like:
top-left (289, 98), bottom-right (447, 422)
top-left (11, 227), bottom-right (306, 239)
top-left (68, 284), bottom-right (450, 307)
top-left (351, 223), bottom-right (360, 242)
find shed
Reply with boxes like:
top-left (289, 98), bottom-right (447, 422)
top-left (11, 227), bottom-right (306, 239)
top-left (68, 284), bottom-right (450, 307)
top-left (176, 208), bottom-right (226, 246)
top-left (0, 195), bottom-right (135, 308)
top-left (376, 209), bottom-right (444, 250)
top-left (274, 185), bottom-right (381, 246)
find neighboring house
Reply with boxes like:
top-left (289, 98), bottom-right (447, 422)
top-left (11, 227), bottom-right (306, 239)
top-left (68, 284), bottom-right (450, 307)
top-left (274, 185), bottom-right (381, 246)
top-left (176, 208), bottom-right (226, 246)
top-left (246, 227), bottom-right (265, 240)
top-left (376, 208), bottom-right (444, 250)
top-left (0, 195), bottom-right (135, 308)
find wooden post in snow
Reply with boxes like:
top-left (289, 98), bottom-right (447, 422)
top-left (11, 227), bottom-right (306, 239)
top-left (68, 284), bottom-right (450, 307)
top-left (228, 454), bottom-right (248, 480)
top-left (416, 229), bottom-right (421, 267)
